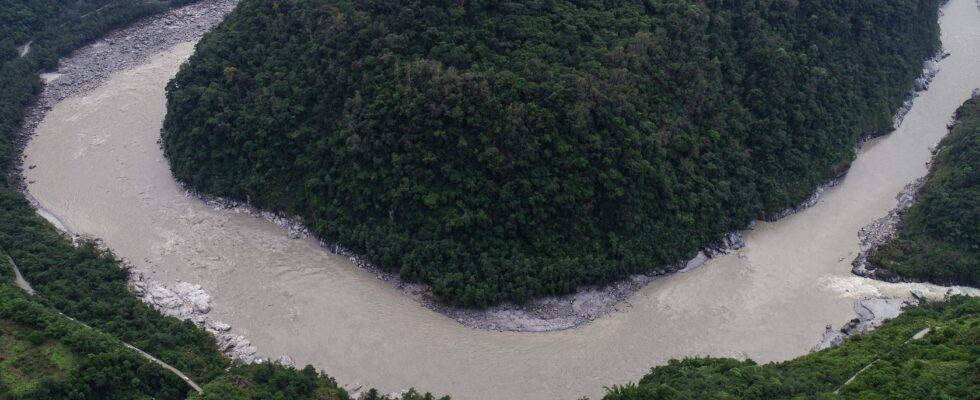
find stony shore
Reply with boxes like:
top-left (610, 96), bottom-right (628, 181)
top-left (811, 298), bottom-right (911, 352)
top-left (851, 87), bottom-right (980, 283)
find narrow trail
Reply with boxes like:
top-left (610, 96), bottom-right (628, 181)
top-left (18, 41), bottom-right (31, 57)
top-left (2, 249), bottom-right (204, 395)
top-left (834, 326), bottom-right (933, 394)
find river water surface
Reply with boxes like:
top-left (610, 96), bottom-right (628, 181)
top-left (22, 0), bottom-right (980, 398)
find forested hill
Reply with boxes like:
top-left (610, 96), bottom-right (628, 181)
top-left (868, 95), bottom-right (980, 286)
top-left (165, 0), bottom-right (941, 307)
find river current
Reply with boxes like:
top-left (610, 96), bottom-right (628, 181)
top-left (22, 0), bottom-right (980, 398)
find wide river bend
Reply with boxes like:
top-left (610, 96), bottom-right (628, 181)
top-left (22, 0), bottom-right (980, 398)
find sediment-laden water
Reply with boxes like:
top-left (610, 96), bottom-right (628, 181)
top-left (21, 0), bottom-right (980, 398)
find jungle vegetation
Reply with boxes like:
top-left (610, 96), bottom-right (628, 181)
top-left (602, 295), bottom-right (980, 399)
top-left (868, 95), bottom-right (980, 286)
top-left (0, 283), bottom-right (192, 399)
top-left (165, 0), bottom-right (942, 306)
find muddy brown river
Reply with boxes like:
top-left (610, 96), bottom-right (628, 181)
top-left (22, 0), bottom-right (980, 398)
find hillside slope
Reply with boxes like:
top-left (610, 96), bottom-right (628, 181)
top-left (164, 0), bottom-right (940, 306)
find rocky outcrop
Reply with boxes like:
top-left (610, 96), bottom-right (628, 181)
top-left (851, 175), bottom-right (929, 281)
top-left (892, 49), bottom-right (949, 132)
top-left (812, 298), bottom-right (909, 352)
top-left (129, 270), bottom-right (258, 364)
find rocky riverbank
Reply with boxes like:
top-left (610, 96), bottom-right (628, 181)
top-left (811, 298), bottom-right (910, 352)
top-left (810, 299), bottom-right (912, 352)
top-left (189, 184), bottom-right (752, 331)
top-left (12, 0), bottom-right (265, 364)
top-left (850, 176), bottom-right (930, 282)
top-left (852, 88), bottom-right (980, 283)
top-left (129, 270), bottom-right (260, 364)
top-left (891, 49), bottom-right (949, 133)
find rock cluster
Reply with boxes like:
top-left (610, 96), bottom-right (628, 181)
top-left (892, 49), bottom-right (949, 132)
top-left (851, 176), bottom-right (929, 281)
top-left (811, 298), bottom-right (909, 352)
top-left (129, 270), bottom-right (258, 364)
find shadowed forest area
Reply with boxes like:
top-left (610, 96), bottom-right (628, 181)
top-left (165, 0), bottom-right (941, 306)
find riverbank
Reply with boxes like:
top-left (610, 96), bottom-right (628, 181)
top-left (13, 0), bottom-right (238, 190)
top-left (12, 0), bottom-right (258, 363)
top-left (852, 89), bottom-right (980, 286)
top-left (17, 0), bottom-right (980, 397)
top-left (12, 0), bottom-right (959, 337)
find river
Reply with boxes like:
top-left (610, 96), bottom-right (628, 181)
top-left (21, 0), bottom-right (980, 398)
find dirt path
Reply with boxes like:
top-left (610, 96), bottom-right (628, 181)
top-left (3, 249), bottom-right (204, 395)
top-left (834, 326), bottom-right (934, 394)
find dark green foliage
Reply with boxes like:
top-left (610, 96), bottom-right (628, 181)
top-left (869, 96), bottom-right (980, 286)
top-left (192, 363), bottom-right (449, 400)
top-left (0, 283), bottom-right (190, 399)
top-left (192, 363), bottom-right (350, 400)
top-left (603, 295), bottom-right (980, 399)
top-left (164, 0), bottom-right (941, 306)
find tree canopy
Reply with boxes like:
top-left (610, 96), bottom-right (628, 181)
top-left (165, 0), bottom-right (941, 306)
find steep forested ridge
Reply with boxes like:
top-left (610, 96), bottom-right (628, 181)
top-left (165, 0), bottom-right (940, 306)
top-left (602, 296), bottom-right (980, 399)
top-left (868, 95), bottom-right (980, 286)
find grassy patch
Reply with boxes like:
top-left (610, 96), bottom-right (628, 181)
top-left (0, 320), bottom-right (78, 396)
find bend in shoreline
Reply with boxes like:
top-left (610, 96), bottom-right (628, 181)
top-left (181, 39), bottom-right (951, 333)
top-left (13, 0), bottom-right (261, 363)
top-left (17, 0), bottom-right (960, 337)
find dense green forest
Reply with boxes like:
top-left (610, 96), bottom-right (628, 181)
top-left (193, 364), bottom-right (449, 400)
top-left (868, 95), bottom-right (980, 286)
top-left (0, 283), bottom-right (192, 399)
top-left (0, 1), bottom-right (443, 399)
top-left (602, 295), bottom-right (980, 399)
top-left (164, 0), bottom-right (941, 306)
